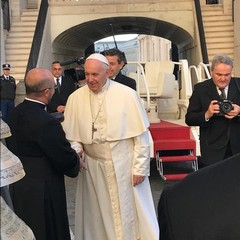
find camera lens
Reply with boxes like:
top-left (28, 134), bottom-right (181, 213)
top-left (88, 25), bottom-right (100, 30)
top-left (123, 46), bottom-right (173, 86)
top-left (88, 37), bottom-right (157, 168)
top-left (219, 100), bottom-right (233, 114)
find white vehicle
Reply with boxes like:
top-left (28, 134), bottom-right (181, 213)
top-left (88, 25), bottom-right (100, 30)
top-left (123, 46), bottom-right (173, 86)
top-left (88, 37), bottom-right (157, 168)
top-left (128, 60), bottom-right (211, 180)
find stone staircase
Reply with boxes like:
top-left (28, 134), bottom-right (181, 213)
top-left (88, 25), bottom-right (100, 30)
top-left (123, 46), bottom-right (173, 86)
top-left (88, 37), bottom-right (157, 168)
top-left (201, 4), bottom-right (234, 62)
top-left (5, 9), bottom-right (38, 82)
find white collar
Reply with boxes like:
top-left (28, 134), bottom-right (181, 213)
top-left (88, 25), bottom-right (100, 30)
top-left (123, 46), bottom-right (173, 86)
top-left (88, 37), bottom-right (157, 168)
top-left (54, 77), bottom-right (62, 83)
top-left (25, 97), bottom-right (45, 106)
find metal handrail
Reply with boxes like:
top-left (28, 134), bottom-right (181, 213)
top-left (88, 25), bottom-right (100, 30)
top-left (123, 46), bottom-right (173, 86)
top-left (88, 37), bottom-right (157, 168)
top-left (127, 61), bottom-right (151, 112)
top-left (197, 62), bottom-right (211, 81)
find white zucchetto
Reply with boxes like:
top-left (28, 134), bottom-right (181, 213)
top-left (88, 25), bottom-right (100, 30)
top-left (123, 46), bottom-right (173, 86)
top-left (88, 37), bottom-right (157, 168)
top-left (86, 53), bottom-right (109, 66)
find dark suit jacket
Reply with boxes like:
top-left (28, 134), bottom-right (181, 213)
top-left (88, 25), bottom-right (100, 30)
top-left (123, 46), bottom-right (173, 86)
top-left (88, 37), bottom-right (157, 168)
top-left (114, 72), bottom-right (136, 90)
top-left (0, 74), bottom-right (16, 100)
top-left (47, 76), bottom-right (76, 113)
top-left (185, 77), bottom-right (240, 165)
top-left (6, 100), bottom-right (79, 240)
top-left (158, 153), bottom-right (240, 240)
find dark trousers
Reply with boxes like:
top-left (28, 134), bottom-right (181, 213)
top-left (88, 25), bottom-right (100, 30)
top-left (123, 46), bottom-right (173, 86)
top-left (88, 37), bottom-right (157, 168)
top-left (0, 99), bottom-right (15, 121)
top-left (199, 141), bottom-right (233, 169)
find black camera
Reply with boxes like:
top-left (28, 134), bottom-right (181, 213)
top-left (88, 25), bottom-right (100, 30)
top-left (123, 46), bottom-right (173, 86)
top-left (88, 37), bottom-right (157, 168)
top-left (61, 57), bottom-right (86, 83)
top-left (64, 68), bottom-right (85, 82)
top-left (217, 99), bottom-right (233, 115)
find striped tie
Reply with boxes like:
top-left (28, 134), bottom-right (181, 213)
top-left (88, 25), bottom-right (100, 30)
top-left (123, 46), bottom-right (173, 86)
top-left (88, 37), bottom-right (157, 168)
top-left (219, 88), bottom-right (226, 99)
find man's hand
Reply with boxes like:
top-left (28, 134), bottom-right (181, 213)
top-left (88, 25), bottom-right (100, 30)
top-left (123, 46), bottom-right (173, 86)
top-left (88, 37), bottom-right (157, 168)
top-left (57, 105), bottom-right (65, 113)
top-left (77, 150), bottom-right (87, 172)
top-left (205, 100), bottom-right (220, 119)
top-left (133, 175), bottom-right (145, 187)
top-left (224, 103), bottom-right (240, 119)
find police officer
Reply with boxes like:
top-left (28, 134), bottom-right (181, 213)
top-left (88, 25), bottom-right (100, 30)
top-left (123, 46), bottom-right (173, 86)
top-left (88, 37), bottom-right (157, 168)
top-left (0, 64), bottom-right (16, 121)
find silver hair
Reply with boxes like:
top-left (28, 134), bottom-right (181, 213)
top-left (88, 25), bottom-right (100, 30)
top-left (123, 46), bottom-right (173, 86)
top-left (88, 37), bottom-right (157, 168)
top-left (211, 54), bottom-right (233, 71)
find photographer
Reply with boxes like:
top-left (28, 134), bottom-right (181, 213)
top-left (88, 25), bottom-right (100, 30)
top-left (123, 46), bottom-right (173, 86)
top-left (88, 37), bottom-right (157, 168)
top-left (186, 54), bottom-right (240, 167)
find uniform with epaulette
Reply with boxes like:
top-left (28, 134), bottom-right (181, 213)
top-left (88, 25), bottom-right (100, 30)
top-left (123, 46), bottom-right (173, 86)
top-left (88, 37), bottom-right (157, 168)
top-left (0, 64), bottom-right (16, 121)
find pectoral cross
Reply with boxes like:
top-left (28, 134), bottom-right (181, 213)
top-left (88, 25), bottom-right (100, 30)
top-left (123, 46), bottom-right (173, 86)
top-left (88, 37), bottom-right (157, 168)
top-left (92, 123), bottom-right (97, 139)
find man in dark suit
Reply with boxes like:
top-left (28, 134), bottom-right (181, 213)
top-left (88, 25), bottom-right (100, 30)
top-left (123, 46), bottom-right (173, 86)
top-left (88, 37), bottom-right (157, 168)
top-left (102, 48), bottom-right (136, 90)
top-left (158, 153), bottom-right (240, 240)
top-left (47, 60), bottom-right (76, 113)
top-left (6, 68), bottom-right (80, 240)
top-left (185, 54), bottom-right (240, 167)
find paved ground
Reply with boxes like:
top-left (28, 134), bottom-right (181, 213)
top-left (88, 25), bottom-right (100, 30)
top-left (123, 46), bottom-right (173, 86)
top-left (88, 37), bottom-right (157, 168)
top-left (65, 159), bottom-right (183, 234)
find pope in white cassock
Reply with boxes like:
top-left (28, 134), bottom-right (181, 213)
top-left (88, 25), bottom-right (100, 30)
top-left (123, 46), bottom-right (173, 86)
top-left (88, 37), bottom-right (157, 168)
top-left (62, 53), bottom-right (159, 240)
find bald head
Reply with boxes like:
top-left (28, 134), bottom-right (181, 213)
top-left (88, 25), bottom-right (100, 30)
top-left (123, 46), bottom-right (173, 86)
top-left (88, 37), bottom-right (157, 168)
top-left (25, 68), bottom-right (55, 103)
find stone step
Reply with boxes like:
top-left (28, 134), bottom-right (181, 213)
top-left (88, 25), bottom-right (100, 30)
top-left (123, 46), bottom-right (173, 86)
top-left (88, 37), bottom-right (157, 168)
top-left (10, 67), bottom-right (26, 73)
top-left (201, 5), bottom-right (223, 12)
top-left (202, 15), bottom-right (232, 21)
top-left (11, 73), bottom-right (26, 81)
top-left (207, 42), bottom-right (234, 49)
top-left (6, 36), bottom-right (33, 43)
top-left (5, 42), bottom-right (32, 49)
top-left (21, 9), bottom-right (38, 16)
top-left (203, 20), bottom-right (233, 28)
top-left (7, 54), bottom-right (29, 61)
top-left (205, 31), bottom-right (234, 38)
top-left (5, 60), bottom-right (28, 67)
top-left (208, 48), bottom-right (233, 54)
top-left (9, 26), bottom-right (36, 32)
top-left (208, 51), bottom-right (234, 59)
top-left (10, 69), bottom-right (26, 75)
top-left (202, 10), bottom-right (223, 15)
top-left (206, 37), bottom-right (234, 44)
top-left (9, 68), bottom-right (26, 74)
top-left (205, 25), bottom-right (234, 32)
top-left (6, 31), bottom-right (34, 38)
top-left (6, 48), bottom-right (31, 55)
top-left (11, 20), bottom-right (36, 27)
top-left (20, 15), bottom-right (38, 21)
top-left (208, 55), bottom-right (234, 64)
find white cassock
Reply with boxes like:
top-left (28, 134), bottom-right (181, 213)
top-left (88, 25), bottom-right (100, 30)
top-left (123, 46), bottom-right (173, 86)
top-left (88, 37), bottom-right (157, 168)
top-left (62, 80), bottom-right (159, 240)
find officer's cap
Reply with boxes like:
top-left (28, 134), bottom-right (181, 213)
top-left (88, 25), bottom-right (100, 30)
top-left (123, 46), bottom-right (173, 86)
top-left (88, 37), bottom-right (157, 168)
top-left (2, 64), bottom-right (11, 70)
